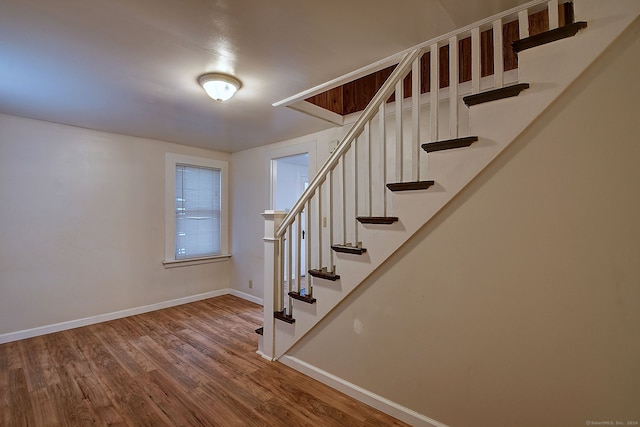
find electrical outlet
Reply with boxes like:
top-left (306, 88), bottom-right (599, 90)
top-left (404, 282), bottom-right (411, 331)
top-left (249, 280), bottom-right (253, 289)
top-left (323, 217), bottom-right (327, 227)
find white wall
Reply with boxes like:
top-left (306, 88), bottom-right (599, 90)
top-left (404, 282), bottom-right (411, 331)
top-left (288, 18), bottom-right (640, 427)
top-left (230, 126), bottom-right (347, 300)
top-left (0, 114), bottom-right (231, 338)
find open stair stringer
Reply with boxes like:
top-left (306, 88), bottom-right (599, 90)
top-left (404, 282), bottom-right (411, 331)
top-left (272, 0), bottom-right (640, 360)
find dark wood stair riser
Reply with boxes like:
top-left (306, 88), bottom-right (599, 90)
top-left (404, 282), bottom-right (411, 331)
top-left (331, 245), bottom-right (367, 255)
top-left (274, 310), bottom-right (295, 324)
top-left (288, 291), bottom-right (317, 304)
top-left (463, 83), bottom-right (530, 106)
top-left (422, 136), bottom-right (478, 153)
top-left (356, 217), bottom-right (399, 225)
top-left (386, 181), bottom-right (435, 192)
top-left (512, 22), bottom-right (587, 53)
top-left (308, 269), bottom-right (340, 281)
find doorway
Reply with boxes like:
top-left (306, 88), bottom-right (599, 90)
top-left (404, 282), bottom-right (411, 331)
top-left (271, 153), bottom-right (309, 276)
top-left (272, 153), bottom-right (309, 211)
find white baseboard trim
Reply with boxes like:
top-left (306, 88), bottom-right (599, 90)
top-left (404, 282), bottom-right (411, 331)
top-left (229, 289), bottom-right (264, 306)
top-left (0, 289), bottom-right (230, 344)
top-left (256, 350), bottom-right (274, 361)
top-left (279, 356), bottom-right (449, 427)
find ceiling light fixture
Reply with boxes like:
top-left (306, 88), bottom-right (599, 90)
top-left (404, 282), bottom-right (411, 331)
top-left (198, 72), bottom-right (242, 102)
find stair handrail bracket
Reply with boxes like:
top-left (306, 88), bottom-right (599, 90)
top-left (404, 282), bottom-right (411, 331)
top-left (276, 48), bottom-right (424, 239)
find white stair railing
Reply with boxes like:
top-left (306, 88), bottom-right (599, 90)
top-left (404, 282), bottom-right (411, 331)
top-left (271, 0), bottom-right (569, 324)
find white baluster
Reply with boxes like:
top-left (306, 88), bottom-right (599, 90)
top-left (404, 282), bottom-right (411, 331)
top-left (548, 0), bottom-right (559, 30)
top-left (493, 19), bottom-right (504, 89)
top-left (341, 155), bottom-right (346, 243)
top-left (365, 122), bottom-right (372, 216)
top-left (412, 55), bottom-right (420, 181)
top-left (279, 234), bottom-right (284, 311)
top-left (518, 10), bottom-right (530, 39)
top-left (430, 42), bottom-right (439, 143)
top-left (287, 224), bottom-right (292, 314)
top-left (295, 212), bottom-right (301, 294)
top-left (449, 35), bottom-right (459, 139)
top-left (353, 138), bottom-right (359, 246)
top-left (471, 27), bottom-right (481, 94)
top-left (317, 183), bottom-right (322, 270)
top-left (379, 102), bottom-right (386, 216)
top-left (305, 199), bottom-right (311, 296)
top-left (328, 170), bottom-right (334, 271)
top-left (395, 80), bottom-right (403, 182)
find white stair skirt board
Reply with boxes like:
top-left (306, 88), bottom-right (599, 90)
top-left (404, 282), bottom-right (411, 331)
top-left (280, 356), bottom-right (450, 427)
top-left (0, 289), bottom-right (230, 344)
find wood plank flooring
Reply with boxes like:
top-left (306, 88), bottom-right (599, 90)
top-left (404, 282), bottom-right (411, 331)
top-left (0, 295), bottom-right (408, 426)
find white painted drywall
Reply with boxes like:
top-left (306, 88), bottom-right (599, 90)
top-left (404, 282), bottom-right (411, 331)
top-left (0, 114), bottom-right (231, 337)
top-left (288, 18), bottom-right (640, 427)
top-left (229, 127), bottom-right (347, 300)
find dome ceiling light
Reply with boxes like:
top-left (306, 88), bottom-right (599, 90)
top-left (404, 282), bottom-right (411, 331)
top-left (198, 72), bottom-right (242, 102)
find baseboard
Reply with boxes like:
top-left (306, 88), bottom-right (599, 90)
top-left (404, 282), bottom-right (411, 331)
top-left (229, 289), bottom-right (264, 305)
top-left (279, 356), bottom-right (449, 427)
top-left (255, 350), bottom-right (274, 361)
top-left (0, 289), bottom-right (230, 344)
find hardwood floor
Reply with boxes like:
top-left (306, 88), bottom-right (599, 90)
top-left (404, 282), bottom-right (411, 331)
top-left (0, 295), bottom-right (408, 426)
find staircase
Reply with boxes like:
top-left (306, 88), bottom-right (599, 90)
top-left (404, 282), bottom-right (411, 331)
top-left (260, 0), bottom-right (640, 362)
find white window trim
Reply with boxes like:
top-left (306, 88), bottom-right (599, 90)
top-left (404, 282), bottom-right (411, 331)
top-left (164, 153), bottom-right (231, 268)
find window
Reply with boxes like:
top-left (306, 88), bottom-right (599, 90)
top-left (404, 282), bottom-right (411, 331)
top-left (175, 164), bottom-right (220, 259)
top-left (164, 154), bottom-right (229, 267)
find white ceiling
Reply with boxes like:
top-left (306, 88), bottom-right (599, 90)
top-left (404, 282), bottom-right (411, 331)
top-left (0, 0), bottom-right (530, 153)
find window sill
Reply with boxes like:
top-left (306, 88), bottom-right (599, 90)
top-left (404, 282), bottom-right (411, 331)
top-left (163, 253), bottom-right (232, 269)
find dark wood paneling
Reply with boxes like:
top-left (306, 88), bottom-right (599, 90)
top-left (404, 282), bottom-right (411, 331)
top-left (439, 45), bottom-right (450, 88)
top-left (481, 28), bottom-right (494, 77)
top-left (326, 86), bottom-right (343, 114)
top-left (342, 80), bottom-right (357, 115)
top-left (503, 19), bottom-right (520, 71)
top-left (529, 9), bottom-right (549, 36)
top-left (459, 36), bottom-right (472, 83)
top-left (561, 1), bottom-right (574, 25)
top-left (306, 3), bottom-right (575, 116)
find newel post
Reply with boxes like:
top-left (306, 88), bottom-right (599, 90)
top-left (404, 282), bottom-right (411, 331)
top-left (260, 210), bottom-right (286, 361)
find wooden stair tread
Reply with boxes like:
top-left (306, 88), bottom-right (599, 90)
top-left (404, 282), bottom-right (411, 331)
top-left (386, 181), bottom-right (435, 192)
top-left (255, 327), bottom-right (263, 336)
top-left (288, 291), bottom-right (317, 304)
top-left (308, 269), bottom-right (340, 281)
top-left (422, 136), bottom-right (478, 153)
top-left (356, 216), bottom-right (399, 224)
top-left (512, 22), bottom-right (587, 53)
top-left (463, 83), bottom-right (530, 106)
top-left (332, 244), bottom-right (367, 255)
top-left (274, 310), bottom-right (295, 324)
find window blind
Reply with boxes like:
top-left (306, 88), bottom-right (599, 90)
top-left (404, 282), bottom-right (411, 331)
top-left (175, 164), bottom-right (221, 259)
